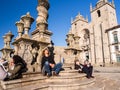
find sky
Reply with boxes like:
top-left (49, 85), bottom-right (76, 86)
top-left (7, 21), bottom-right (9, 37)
top-left (0, 0), bottom-right (120, 51)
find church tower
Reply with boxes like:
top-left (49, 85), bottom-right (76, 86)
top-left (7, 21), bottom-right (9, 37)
top-left (90, 0), bottom-right (118, 66)
top-left (91, 0), bottom-right (117, 27)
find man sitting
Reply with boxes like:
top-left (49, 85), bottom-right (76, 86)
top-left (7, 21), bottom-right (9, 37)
top-left (4, 55), bottom-right (28, 81)
top-left (74, 59), bottom-right (94, 79)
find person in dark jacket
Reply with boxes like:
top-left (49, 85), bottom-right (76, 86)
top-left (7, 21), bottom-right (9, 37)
top-left (41, 48), bottom-right (63, 77)
top-left (4, 55), bottom-right (27, 81)
top-left (74, 59), bottom-right (94, 79)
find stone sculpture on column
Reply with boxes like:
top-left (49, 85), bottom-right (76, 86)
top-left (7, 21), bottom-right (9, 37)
top-left (15, 20), bottom-right (24, 39)
top-left (21, 12), bottom-right (34, 38)
top-left (0, 31), bottom-right (14, 60)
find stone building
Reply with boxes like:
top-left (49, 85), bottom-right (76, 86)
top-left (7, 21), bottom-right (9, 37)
top-left (66, 0), bottom-right (119, 66)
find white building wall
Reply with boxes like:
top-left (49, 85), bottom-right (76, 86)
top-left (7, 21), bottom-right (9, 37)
top-left (108, 27), bottom-right (120, 63)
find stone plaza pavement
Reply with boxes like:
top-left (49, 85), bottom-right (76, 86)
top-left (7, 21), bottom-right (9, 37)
top-left (92, 67), bottom-right (120, 90)
top-left (73, 66), bottom-right (120, 90)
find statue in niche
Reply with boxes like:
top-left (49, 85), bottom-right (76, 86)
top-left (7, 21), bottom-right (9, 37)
top-left (30, 44), bottom-right (39, 72)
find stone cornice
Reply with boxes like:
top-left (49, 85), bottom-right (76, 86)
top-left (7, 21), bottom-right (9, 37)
top-left (0, 48), bottom-right (13, 51)
top-left (12, 37), bottom-right (50, 45)
top-left (105, 25), bottom-right (120, 33)
top-left (31, 29), bottom-right (52, 36)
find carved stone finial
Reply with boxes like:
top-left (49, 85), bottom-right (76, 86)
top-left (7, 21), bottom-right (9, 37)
top-left (38, 0), bottom-right (50, 10)
top-left (21, 12), bottom-right (34, 38)
top-left (15, 20), bottom-right (24, 38)
top-left (90, 3), bottom-right (92, 12)
top-left (112, 0), bottom-right (115, 7)
top-left (21, 12), bottom-right (34, 29)
top-left (26, 12), bottom-right (30, 16)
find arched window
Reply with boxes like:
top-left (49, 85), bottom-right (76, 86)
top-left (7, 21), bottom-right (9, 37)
top-left (97, 10), bottom-right (101, 17)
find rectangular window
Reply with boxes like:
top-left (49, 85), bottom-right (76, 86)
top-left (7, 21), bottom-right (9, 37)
top-left (116, 54), bottom-right (120, 62)
top-left (115, 45), bottom-right (119, 51)
top-left (113, 34), bottom-right (118, 43)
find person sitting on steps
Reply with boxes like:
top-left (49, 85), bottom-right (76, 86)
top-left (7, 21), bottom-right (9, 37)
top-left (4, 55), bottom-right (28, 81)
top-left (0, 58), bottom-right (8, 80)
top-left (74, 58), bottom-right (94, 79)
top-left (41, 48), bottom-right (64, 77)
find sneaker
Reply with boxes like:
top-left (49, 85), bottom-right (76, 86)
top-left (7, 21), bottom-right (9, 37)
top-left (90, 76), bottom-right (94, 78)
top-left (78, 70), bottom-right (82, 73)
top-left (47, 73), bottom-right (52, 78)
top-left (86, 76), bottom-right (91, 79)
top-left (53, 71), bottom-right (59, 76)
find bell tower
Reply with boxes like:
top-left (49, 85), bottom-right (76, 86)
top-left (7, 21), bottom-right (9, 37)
top-left (90, 0), bottom-right (118, 66)
top-left (91, 0), bottom-right (117, 28)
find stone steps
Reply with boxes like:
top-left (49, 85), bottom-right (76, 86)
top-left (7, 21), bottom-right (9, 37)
top-left (47, 79), bottom-right (95, 90)
top-left (11, 78), bottom-right (95, 90)
top-left (22, 72), bottom-right (41, 78)
top-left (0, 69), bottom-right (90, 90)
top-left (0, 76), bottom-right (47, 90)
top-left (59, 70), bottom-right (79, 76)
top-left (22, 70), bottom-right (79, 78)
top-left (45, 74), bottom-right (86, 83)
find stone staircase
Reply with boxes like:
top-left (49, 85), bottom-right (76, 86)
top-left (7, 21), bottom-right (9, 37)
top-left (1, 66), bottom-right (120, 90)
top-left (0, 64), bottom-right (96, 90)
top-left (0, 70), bottom-right (95, 90)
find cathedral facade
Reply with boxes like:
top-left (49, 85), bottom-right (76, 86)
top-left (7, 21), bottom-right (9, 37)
top-left (66, 0), bottom-right (120, 66)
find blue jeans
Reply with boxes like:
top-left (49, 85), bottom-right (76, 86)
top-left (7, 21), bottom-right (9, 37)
top-left (52, 62), bottom-right (63, 74)
top-left (42, 62), bottom-right (63, 75)
top-left (42, 61), bottom-right (51, 76)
